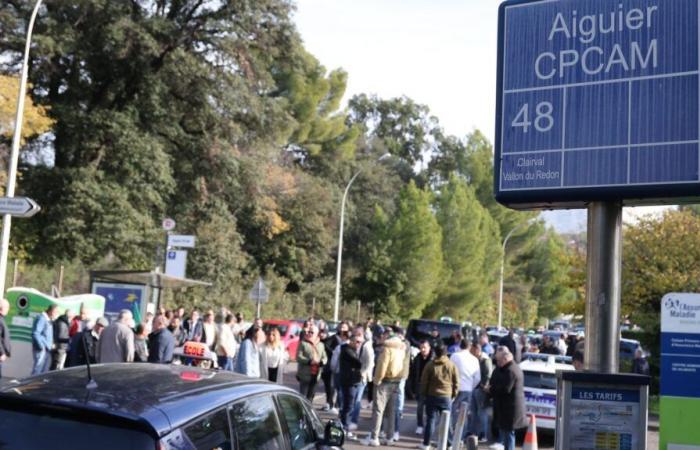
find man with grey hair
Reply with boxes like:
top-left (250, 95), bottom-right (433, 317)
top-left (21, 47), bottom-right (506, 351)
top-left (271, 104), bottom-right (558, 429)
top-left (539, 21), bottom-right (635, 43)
top-left (97, 310), bottom-right (135, 363)
top-left (488, 346), bottom-right (527, 450)
top-left (0, 298), bottom-right (11, 377)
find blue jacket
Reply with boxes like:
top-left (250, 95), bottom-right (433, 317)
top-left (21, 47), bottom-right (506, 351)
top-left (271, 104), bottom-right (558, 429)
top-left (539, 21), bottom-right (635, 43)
top-left (147, 328), bottom-right (174, 364)
top-left (234, 339), bottom-right (260, 377)
top-left (32, 313), bottom-right (53, 352)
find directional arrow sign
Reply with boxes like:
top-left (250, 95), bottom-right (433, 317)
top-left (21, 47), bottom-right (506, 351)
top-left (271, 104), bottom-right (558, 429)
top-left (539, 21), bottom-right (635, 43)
top-left (0, 197), bottom-right (40, 218)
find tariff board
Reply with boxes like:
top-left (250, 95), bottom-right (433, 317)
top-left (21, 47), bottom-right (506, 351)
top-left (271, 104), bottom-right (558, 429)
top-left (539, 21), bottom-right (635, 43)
top-left (495, 0), bottom-right (700, 209)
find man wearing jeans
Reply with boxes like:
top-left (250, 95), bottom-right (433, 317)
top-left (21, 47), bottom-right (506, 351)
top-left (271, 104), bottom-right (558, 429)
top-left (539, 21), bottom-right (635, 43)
top-left (469, 342), bottom-right (494, 442)
top-left (32, 305), bottom-right (58, 375)
top-left (410, 340), bottom-right (433, 436)
top-left (418, 343), bottom-right (458, 450)
top-left (450, 338), bottom-right (481, 443)
top-left (361, 329), bottom-right (408, 447)
top-left (349, 326), bottom-right (374, 431)
top-left (489, 346), bottom-right (528, 450)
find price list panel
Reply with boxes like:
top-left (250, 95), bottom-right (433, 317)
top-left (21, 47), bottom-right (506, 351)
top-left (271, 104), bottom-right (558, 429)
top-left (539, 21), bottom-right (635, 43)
top-left (495, 0), bottom-right (700, 209)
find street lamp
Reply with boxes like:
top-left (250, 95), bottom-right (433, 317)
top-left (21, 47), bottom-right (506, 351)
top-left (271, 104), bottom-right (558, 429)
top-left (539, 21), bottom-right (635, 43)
top-left (333, 153), bottom-right (391, 322)
top-left (497, 218), bottom-right (536, 329)
top-left (0, 0), bottom-right (44, 296)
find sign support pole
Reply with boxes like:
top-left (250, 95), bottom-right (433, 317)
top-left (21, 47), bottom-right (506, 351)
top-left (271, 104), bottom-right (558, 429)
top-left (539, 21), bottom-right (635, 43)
top-left (583, 201), bottom-right (622, 373)
top-left (0, 0), bottom-right (43, 297)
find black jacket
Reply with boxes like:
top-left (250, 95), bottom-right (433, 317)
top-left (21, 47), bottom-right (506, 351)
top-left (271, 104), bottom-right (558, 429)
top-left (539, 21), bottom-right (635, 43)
top-left (499, 335), bottom-right (518, 360)
top-left (148, 328), bottom-right (175, 363)
top-left (338, 343), bottom-right (362, 387)
top-left (410, 353), bottom-right (433, 396)
top-left (0, 315), bottom-right (11, 358)
top-left (66, 329), bottom-right (98, 367)
top-left (54, 315), bottom-right (71, 351)
top-left (489, 360), bottom-right (528, 431)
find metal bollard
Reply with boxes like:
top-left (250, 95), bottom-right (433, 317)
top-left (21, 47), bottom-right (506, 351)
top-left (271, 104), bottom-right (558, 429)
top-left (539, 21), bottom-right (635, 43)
top-left (436, 409), bottom-right (451, 450)
top-left (452, 401), bottom-right (469, 450)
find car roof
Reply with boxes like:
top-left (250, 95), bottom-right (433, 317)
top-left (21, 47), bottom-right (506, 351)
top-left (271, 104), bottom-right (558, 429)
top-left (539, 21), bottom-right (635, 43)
top-left (520, 359), bottom-right (575, 374)
top-left (0, 363), bottom-right (298, 437)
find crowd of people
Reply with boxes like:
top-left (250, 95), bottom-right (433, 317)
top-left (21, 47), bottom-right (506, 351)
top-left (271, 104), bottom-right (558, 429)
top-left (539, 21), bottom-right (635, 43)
top-left (289, 318), bottom-right (531, 450)
top-left (20, 304), bottom-right (290, 384)
top-left (0, 303), bottom-right (651, 449)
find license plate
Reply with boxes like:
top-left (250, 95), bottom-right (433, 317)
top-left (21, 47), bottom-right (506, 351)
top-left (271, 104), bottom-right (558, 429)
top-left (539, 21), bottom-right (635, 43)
top-left (527, 405), bottom-right (553, 416)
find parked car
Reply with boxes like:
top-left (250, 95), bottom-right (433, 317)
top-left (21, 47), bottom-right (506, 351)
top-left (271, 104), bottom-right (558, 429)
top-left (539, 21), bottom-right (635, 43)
top-left (263, 319), bottom-right (303, 361)
top-left (519, 353), bottom-right (574, 430)
top-left (0, 363), bottom-right (345, 449)
top-left (406, 318), bottom-right (462, 349)
top-left (619, 338), bottom-right (645, 372)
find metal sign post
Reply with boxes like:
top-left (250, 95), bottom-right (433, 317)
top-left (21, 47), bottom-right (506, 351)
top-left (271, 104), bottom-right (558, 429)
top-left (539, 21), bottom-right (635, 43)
top-left (584, 202), bottom-right (622, 373)
top-left (0, 0), bottom-right (43, 297)
top-left (249, 277), bottom-right (269, 318)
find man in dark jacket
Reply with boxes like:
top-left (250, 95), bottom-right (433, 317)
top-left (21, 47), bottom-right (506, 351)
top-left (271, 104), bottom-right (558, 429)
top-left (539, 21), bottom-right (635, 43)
top-left (67, 317), bottom-right (108, 367)
top-left (52, 309), bottom-right (74, 370)
top-left (148, 316), bottom-right (175, 363)
top-left (0, 298), bottom-right (11, 377)
top-left (498, 330), bottom-right (521, 363)
top-left (410, 340), bottom-right (433, 435)
top-left (338, 333), bottom-right (363, 436)
top-left (489, 346), bottom-right (528, 450)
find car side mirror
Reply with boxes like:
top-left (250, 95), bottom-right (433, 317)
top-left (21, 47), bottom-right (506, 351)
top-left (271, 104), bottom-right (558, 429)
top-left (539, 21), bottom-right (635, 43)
top-left (319, 419), bottom-right (344, 448)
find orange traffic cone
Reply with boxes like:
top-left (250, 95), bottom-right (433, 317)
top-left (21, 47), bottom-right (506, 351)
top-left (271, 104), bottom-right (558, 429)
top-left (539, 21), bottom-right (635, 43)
top-left (523, 414), bottom-right (538, 450)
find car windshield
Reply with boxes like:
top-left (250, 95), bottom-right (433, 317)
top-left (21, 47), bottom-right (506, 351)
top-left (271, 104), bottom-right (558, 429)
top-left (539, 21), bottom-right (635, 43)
top-left (523, 370), bottom-right (557, 390)
top-left (0, 408), bottom-right (155, 449)
top-left (264, 323), bottom-right (289, 336)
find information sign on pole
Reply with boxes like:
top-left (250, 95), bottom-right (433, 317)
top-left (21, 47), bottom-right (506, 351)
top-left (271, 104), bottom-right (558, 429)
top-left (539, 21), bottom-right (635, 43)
top-left (496, 0), bottom-right (700, 209)
top-left (660, 293), bottom-right (700, 449)
top-left (165, 250), bottom-right (187, 278)
top-left (167, 234), bottom-right (196, 248)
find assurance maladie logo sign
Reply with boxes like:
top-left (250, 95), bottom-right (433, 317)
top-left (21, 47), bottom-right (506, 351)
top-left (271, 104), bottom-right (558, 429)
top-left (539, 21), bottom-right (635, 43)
top-left (664, 296), bottom-right (700, 319)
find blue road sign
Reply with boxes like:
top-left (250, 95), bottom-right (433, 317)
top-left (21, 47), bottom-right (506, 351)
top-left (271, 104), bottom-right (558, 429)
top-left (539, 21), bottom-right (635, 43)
top-left (495, 0), bottom-right (700, 209)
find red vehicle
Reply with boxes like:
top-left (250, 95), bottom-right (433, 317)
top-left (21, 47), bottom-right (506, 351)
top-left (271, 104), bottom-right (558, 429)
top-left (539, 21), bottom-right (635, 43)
top-left (263, 320), bottom-right (303, 361)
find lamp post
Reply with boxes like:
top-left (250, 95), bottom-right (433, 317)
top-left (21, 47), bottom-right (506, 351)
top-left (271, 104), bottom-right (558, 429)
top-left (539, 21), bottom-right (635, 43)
top-left (333, 153), bottom-right (391, 322)
top-left (497, 218), bottom-right (535, 329)
top-left (0, 0), bottom-right (44, 296)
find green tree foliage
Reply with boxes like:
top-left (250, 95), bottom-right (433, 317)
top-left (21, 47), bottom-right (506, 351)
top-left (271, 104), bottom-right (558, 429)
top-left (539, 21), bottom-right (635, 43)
top-left (347, 94), bottom-right (440, 167)
top-left (0, 1), bottom-right (580, 326)
top-left (364, 182), bottom-right (443, 319)
top-left (623, 210), bottom-right (700, 331)
top-left (429, 174), bottom-right (501, 318)
top-left (518, 229), bottom-right (576, 320)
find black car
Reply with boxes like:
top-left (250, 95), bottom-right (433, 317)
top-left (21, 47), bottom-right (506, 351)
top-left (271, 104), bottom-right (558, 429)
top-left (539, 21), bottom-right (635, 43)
top-left (406, 318), bottom-right (462, 349)
top-left (0, 363), bottom-right (344, 449)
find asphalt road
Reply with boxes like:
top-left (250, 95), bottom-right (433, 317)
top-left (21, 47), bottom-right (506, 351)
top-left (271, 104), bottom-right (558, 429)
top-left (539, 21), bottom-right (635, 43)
top-left (284, 363), bottom-right (659, 450)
